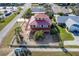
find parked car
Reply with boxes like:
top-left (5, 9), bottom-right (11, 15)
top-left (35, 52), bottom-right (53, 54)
top-left (5, 12), bottom-right (11, 16)
top-left (14, 48), bottom-right (31, 56)
top-left (63, 14), bottom-right (69, 16)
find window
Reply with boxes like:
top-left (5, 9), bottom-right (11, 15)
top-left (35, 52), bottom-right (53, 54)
top-left (35, 18), bottom-right (38, 20)
top-left (32, 25), bottom-right (35, 28)
top-left (39, 18), bottom-right (41, 20)
top-left (42, 25), bottom-right (43, 28)
top-left (36, 25), bottom-right (42, 28)
top-left (43, 25), bottom-right (48, 28)
top-left (45, 18), bottom-right (48, 20)
top-left (43, 18), bottom-right (44, 20)
top-left (39, 25), bottom-right (42, 28)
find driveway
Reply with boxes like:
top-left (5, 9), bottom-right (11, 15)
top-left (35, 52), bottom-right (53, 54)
top-left (0, 3), bottom-right (31, 44)
top-left (73, 34), bottom-right (79, 45)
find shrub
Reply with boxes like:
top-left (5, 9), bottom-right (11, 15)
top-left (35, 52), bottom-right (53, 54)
top-left (58, 13), bottom-right (64, 16)
top-left (15, 27), bottom-right (22, 43)
top-left (16, 34), bottom-right (20, 43)
top-left (50, 28), bottom-right (58, 35)
top-left (15, 27), bottom-right (22, 34)
top-left (46, 11), bottom-right (53, 19)
top-left (33, 31), bottom-right (44, 41)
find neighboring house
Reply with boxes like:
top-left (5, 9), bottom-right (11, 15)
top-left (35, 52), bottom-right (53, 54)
top-left (6, 7), bottom-right (17, 12)
top-left (12, 7), bottom-right (17, 12)
top-left (31, 6), bottom-right (45, 13)
top-left (66, 18), bottom-right (79, 32)
top-left (51, 4), bottom-right (72, 14)
top-left (56, 16), bottom-right (68, 26)
top-left (56, 16), bottom-right (79, 33)
top-left (6, 7), bottom-right (13, 12)
top-left (29, 13), bottom-right (52, 32)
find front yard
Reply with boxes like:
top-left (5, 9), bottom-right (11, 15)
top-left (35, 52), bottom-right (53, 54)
top-left (57, 25), bottom-right (74, 41)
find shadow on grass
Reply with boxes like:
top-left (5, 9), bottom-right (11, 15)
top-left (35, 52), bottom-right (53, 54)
top-left (61, 47), bottom-right (72, 56)
top-left (55, 25), bottom-right (73, 56)
top-left (59, 39), bottom-right (73, 56)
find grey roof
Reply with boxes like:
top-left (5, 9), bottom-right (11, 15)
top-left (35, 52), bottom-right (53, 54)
top-left (56, 16), bottom-right (79, 23)
top-left (66, 18), bottom-right (79, 29)
top-left (31, 6), bottom-right (45, 13)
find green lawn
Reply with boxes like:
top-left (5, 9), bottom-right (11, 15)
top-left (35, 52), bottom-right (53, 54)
top-left (57, 25), bottom-right (74, 41)
top-left (31, 51), bottom-right (79, 56)
top-left (64, 45), bottom-right (79, 48)
top-left (0, 8), bottom-right (22, 31)
top-left (51, 18), bottom-right (56, 24)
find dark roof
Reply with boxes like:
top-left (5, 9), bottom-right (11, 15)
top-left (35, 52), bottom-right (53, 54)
top-left (31, 6), bottom-right (45, 13)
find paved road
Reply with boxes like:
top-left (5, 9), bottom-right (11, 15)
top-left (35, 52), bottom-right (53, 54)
top-left (8, 48), bottom-right (79, 56)
top-left (0, 3), bottom-right (31, 44)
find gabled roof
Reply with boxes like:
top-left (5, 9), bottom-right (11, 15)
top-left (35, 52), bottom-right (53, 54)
top-left (29, 13), bottom-right (51, 25)
top-left (34, 13), bottom-right (49, 18)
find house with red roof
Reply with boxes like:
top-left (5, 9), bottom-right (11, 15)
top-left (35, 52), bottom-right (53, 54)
top-left (29, 13), bottom-right (52, 32)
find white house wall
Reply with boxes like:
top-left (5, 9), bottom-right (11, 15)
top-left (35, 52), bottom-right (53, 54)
top-left (65, 18), bottom-right (77, 29)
